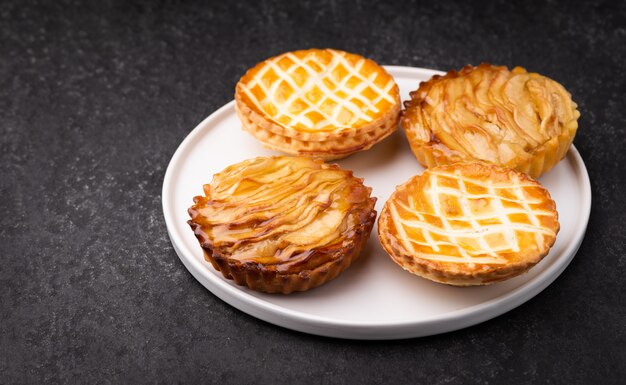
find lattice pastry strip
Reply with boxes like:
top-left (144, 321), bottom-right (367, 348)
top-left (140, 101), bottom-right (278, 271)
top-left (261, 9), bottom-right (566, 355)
top-left (378, 162), bottom-right (559, 286)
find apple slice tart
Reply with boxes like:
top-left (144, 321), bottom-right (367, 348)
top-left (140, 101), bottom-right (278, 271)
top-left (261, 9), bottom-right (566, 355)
top-left (235, 49), bottom-right (401, 160)
top-left (378, 162), bottom-right (559, 286)
top-left (188, 156), bottom-right (377, 294)
top-left (402, 64), bottom-right (580, 178)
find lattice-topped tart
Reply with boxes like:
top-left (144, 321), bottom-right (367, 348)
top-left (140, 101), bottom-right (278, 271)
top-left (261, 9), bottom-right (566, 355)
top-left (235, 49), bottom-right (401, 160)
top-left (378, 162), bottom-right (559, 286)
top-left (188, 156), bottom-right (377, 294)
top-left (402, 64), bottom-right (580, 178)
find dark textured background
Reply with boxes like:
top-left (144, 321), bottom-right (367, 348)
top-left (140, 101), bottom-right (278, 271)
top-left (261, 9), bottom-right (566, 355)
top-left (1, 0), bottom-right (625, 383)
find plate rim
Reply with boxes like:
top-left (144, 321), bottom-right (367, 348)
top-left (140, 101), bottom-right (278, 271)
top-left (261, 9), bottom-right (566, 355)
top-left (162, 66), bottom-right (592, 339)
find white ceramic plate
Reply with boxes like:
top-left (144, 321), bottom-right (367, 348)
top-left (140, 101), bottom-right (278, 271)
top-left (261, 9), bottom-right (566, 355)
top-left (162, 66), bottom-right (591, 340)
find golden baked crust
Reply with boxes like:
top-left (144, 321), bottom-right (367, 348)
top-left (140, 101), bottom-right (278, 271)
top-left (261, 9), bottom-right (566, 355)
top-left (188, 156), bottom-right (377, 293)
top-left (378, 162), bottom-right (559, 286)
top-left (235, 49), bottom-right (401, 160)
top-left (402, 64), bottom-right (580, 178)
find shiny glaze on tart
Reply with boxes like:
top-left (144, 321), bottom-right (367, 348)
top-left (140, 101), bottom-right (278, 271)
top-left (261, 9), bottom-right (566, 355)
top-left (402, 64), bottom-right (580, 178)
top-left (188, 156), bottom-right (377, 293)
top-left (235, 49), bottom-right (401, 160)
top-left (378, 162), bottom-right (559, 286)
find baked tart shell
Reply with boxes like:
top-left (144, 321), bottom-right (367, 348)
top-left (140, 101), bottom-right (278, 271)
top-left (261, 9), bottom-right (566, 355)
top-left (189, 210), bottom-right (375, 294)
top-left (235, 99), bottom-right (399, 160)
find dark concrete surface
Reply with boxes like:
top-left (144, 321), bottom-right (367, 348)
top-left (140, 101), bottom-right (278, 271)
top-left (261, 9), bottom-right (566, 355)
top-left (1, 0), bottom-right (625, 383)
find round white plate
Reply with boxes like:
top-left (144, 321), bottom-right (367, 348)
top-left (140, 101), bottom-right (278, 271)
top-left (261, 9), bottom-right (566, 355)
top-left (162, 66), bottom-right (591, 340)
